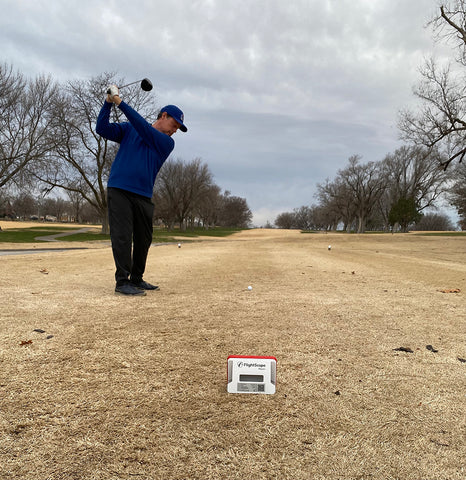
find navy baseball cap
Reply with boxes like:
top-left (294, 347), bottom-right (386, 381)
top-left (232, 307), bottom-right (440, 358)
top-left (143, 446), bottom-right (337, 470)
top-left (161, 105), bottom-right (187, 132)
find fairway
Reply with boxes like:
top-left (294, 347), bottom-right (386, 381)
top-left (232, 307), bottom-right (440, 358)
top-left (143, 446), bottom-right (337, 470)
top-left (0, 228), bottom-right (465, 480)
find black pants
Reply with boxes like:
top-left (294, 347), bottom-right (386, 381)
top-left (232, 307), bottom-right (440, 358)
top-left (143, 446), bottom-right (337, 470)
top-left (107, 187), bottom-right (154, 286)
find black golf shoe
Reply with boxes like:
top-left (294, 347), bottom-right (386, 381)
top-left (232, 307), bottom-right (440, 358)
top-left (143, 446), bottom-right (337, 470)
top-left (130, 280), bottom-right (160, 291)
top-left (115, 283), bottom-right (147, 296)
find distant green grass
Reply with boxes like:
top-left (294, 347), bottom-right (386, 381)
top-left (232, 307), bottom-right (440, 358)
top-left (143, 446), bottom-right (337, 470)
top-left (414, 231), bottom-right (466, 236)
top-left (0, 225), bottom-right (242, 244)
top-left (0, 227), bottom-right (76, 243)
top-left (167, 227), bottom-right (242, 237)
top-left (60, 232), bottom-right (111, 242)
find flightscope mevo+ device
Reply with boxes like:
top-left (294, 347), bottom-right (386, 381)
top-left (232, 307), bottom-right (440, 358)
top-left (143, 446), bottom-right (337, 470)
top-left (227, 355), bottom-right (277, 394)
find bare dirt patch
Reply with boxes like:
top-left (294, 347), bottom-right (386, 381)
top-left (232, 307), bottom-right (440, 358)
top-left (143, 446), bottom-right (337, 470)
top-left (0, 229), bottom-right (465, 479)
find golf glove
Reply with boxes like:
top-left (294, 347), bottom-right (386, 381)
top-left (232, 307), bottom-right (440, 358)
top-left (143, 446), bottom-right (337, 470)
top-left (107, 85), bottom-right (119, 97)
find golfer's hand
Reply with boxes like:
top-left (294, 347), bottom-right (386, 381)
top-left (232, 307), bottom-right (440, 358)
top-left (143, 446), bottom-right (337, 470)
top-left (106, 85), bottom-right (121, 104)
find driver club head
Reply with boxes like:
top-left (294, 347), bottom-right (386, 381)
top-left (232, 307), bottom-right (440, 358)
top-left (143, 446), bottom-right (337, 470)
top-left (140, 78), bottom-right (153, 92)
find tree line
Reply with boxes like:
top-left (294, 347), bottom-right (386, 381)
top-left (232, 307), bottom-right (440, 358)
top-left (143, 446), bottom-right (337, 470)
top-left (0, 67), bottom-right (252, 232)
top-left (275, 148), bottom-right (461, 231)
top-left (276, 2), bottom-right (466, 232)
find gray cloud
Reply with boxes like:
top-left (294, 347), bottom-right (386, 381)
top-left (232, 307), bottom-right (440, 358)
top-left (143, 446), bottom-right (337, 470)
top-left (0, 0), bottom-right (446, 225)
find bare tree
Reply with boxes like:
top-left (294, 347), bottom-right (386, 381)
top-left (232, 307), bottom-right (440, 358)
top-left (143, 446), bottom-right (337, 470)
top-left (0, 64), bottom-right (58, 188)
top-left (449, 162), bottom-right (466, 228)
top-left (154, 158), bottom-right (189, 229)
top-left (399, 2), bottom-right (466, 170)
top-left (194, 183), bottom-right (221, 228)
top-left (274, 212), bottom-right (295, 229)
top-left (217, 191), bottom-right (252, 228)
top-left (333, 155), bottom-right (386, 233)
top-left (380, 145), bottom-right (451, 213)
top-left (434, 3), bottom-right (466, 65)
top-left (316, 178), bottom-right (355, 231)
top-left (12, 192), bottom-right (37, 220)
top-left (374, 188), bottom-right (394, 231)
top-left (184, 159), bottom-right (216, 228)
top-left (413, 212), bottom-right (456, 231)
top-left (66, 184), bottom-right (89, 223)
top-left (0, 188), bottom-right (10, 217)
top-left (154, 158), bottom-right (216, 229)
top-left (292, 206), bottom-right (312, 230)
top-left (309, 204), bottom-right (338, 231)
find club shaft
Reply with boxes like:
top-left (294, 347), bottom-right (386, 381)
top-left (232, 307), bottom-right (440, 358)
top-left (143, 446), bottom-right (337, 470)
top-left (119, 80), bottom-right (142, 89)
top-left (107, 80), bottom-right (140, 94)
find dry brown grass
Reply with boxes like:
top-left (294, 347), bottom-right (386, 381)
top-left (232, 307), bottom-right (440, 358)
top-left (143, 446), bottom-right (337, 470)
top-left (0, 226), bottom-right (465, 480)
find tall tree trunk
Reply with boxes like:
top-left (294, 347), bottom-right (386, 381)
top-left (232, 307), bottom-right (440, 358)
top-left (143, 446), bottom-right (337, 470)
top-left (357, 215), bottom-right (366, 233)
top-left (101, 209), bottom-right (109, 234)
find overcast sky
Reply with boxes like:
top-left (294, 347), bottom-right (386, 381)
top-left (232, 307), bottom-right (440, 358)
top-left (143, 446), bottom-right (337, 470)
top-left (1, 0), bottom-right (452, 225)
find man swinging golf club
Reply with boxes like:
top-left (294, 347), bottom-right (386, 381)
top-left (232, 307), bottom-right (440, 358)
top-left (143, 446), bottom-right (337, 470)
top-left (96, 84), bottom-right (187, 296)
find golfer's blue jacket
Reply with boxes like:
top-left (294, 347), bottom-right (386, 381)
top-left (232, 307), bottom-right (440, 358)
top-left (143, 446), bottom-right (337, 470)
top-left (96, 101), bottom-right (174, 198)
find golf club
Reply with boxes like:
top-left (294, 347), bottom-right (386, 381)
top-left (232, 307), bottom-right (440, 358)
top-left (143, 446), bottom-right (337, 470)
top-left (107, 78), bottom-right (153, 94)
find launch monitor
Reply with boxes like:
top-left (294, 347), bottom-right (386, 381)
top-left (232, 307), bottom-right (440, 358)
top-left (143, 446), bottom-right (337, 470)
top-left (227, 355), bottom-right (277, 394)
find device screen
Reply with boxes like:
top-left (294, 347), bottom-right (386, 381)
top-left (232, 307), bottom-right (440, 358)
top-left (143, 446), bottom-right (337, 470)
top-left (239, 374), bottom-right (264, 382)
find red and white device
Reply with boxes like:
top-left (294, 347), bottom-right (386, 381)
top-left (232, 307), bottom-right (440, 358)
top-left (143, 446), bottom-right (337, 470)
top-left (227, 355), bottom-right (277, 394)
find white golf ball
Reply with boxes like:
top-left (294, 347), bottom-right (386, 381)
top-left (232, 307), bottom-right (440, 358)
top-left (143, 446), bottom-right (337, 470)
top-left (178, 243), bottom-right (181, 248)
top-left (247, 286), bottom-right (252, 291)
top-left (328, 245), bottom-right (331, 250)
